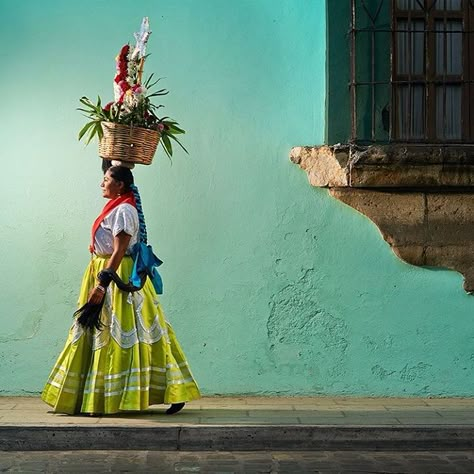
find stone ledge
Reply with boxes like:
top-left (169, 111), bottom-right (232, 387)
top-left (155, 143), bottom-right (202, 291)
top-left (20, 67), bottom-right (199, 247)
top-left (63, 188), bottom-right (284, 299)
top-left (290, 144), bottom-right (474, 188)
top-left (2, 425), bottom-right (474, 451)
top-left (290, 144), bottom-right (474, 292)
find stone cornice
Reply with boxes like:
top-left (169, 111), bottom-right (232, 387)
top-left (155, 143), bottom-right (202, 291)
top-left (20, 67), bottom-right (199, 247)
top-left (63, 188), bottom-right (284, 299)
top-left (290, 144), bottom-right (474, 188)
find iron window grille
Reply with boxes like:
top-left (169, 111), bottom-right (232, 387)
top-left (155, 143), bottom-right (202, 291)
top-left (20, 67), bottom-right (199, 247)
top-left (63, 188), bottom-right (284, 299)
top-left (350, 0), bottom-right (474, 144)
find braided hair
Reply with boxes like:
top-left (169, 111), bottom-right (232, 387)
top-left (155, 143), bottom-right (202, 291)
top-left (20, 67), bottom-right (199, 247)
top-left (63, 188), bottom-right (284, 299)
top-left (106, 164), bottom-right (148, 244)
top-left (130, 184), bottom-right (148, 244)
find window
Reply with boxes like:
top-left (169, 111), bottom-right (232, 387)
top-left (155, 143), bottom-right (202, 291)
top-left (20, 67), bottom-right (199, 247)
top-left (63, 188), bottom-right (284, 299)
top-left (349, 0), bottom-right (474, 143)
top-left (303, 1), bottom-right (474, 294)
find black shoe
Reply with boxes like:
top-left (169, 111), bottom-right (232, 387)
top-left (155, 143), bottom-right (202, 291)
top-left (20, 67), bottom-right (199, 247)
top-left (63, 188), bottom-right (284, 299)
top-left (166, 402), bottom-right (185, 415)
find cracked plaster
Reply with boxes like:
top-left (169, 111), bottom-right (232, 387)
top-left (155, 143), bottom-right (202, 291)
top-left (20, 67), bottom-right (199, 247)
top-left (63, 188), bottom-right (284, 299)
top-left (267, 269), bottom-right (349, 382)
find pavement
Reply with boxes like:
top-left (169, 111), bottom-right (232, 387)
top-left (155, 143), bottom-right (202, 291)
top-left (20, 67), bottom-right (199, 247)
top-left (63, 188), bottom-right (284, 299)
top-left (1, 396), bottom-right (474, 451)
top-left (2, 450), bottom-right (474, 473)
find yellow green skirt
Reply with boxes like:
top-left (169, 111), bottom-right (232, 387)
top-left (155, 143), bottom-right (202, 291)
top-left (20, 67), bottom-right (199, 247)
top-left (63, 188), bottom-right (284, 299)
top-left (41, 255), bottom-right (200, 415)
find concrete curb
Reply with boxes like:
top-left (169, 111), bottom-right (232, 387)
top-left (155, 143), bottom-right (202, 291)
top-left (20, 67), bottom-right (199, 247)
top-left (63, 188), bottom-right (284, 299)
top-left (1, 425), bottom-right (474, 451)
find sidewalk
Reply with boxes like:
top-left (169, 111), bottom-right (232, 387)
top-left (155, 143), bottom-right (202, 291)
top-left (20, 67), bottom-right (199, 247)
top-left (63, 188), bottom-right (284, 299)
top-left (1, 396), bottom-right (474, 451)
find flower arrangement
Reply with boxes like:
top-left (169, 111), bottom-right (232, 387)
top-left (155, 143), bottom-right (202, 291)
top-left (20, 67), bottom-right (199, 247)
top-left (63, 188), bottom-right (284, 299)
top-left (78, 18), bottom-right (187, 160)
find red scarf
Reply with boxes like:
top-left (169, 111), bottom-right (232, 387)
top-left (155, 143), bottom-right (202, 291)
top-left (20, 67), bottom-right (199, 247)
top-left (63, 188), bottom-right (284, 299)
top-left (90, 191), bottom-right (136, 253)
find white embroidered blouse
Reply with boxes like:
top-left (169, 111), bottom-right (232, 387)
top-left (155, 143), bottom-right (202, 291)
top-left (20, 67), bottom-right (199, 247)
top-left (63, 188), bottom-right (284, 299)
top-left (93, 203), bottom-right (139, 256)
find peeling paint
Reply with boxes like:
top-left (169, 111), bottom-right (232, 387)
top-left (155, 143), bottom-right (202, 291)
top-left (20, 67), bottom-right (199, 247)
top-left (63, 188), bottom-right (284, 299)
top-left (267, 268), bottom-right (349, 382)
top-left (0, 306), bottom-right (45, 344)
top-left (363, 335), bottom-right (394, 352)
top-left (371, 365), bottom-right (396, 380)
top-left (400, 363), bottom-right (432, 382)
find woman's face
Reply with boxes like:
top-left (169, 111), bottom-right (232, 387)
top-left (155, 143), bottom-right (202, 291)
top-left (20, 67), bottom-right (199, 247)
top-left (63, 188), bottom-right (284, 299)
top-left (101, 171), bottom-right (124, 199)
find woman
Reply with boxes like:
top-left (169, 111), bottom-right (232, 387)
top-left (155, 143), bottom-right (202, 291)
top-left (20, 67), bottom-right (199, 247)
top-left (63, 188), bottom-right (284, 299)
top-left (42, 165), bottom-right (200, 415)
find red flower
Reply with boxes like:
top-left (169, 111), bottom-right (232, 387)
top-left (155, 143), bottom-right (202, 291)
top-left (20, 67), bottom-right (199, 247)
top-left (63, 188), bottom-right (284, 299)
top-left (118, 80), bottom-right (130, 92)
top-left (131, 84), bottom-right (143, 94)
top-left (103, 102), bottom-right (114, 111)
top-left (119, 44), bottom-right (129, 58)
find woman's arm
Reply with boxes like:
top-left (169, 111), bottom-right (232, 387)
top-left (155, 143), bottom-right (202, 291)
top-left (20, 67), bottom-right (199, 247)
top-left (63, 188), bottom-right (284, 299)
top-left (88, 231), bottom-right (132, 304)
top-left (106, 231), bottom-right (132, 272)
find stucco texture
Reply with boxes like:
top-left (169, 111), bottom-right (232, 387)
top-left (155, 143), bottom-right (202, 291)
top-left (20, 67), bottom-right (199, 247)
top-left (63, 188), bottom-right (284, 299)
top-left (0, 0), bottom-right (473, 397)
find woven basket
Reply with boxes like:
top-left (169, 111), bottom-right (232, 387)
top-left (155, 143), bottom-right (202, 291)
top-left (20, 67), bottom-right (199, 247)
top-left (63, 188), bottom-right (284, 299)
top-left (98, 122), bottom-right (160, 165)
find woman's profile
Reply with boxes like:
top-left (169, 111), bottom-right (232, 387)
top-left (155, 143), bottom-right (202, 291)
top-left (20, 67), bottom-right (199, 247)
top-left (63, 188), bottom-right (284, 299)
top-left (41, 162), bottom-right (200, 415)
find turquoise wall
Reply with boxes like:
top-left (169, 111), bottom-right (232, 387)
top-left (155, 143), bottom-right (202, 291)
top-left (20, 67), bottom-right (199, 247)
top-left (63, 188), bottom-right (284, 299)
top-left (1, 0), bottom-right (474, 398)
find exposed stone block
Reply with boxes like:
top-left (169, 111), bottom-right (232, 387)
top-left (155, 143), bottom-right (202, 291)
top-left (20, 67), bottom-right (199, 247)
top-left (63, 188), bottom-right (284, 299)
top-left (329, 189), bottom-right (426, 246)
top-left (391, 245), bottom-right (425, 266)
top-left (289, 146), bottom-right (349, 187)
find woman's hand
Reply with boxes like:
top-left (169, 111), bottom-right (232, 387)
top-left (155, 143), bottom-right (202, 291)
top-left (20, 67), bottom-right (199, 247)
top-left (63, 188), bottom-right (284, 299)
top-left (88, 286), bottom-right (106, 305)
top-left (91, 231), bottom-right (131, 304)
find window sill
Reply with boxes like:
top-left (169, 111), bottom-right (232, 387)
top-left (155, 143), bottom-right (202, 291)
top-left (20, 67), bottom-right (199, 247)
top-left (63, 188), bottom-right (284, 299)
top-left (290, 144), bottom-right (474, 189)
top-left (290, 144), bottom-right (474, 292)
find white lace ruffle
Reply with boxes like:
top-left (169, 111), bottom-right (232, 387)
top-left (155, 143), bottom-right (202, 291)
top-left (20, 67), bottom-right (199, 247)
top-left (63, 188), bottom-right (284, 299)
top-left (70, 290), bottom-right (168, 350)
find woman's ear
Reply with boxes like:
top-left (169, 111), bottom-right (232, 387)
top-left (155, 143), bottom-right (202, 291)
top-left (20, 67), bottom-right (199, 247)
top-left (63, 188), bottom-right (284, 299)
top-left (118, 181), bottom-right (126, 194)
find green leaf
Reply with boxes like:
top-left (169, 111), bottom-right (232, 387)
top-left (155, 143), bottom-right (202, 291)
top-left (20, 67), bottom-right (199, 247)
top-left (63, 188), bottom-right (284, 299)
top-left (84, 124), bottom-right (97, 145)
top-left (147, 90), bottom-right (169, 98)
top-left (167, 124), bottom-right (185, 134)
top-left (161, 134), bottom-right (173, 158)
top-left (168, 133), bottom-right (189, 154)
top-left (78, 121), bottom-right (96, 141)
top-left (96, 122), bottom-right (104, 141)
top-left (84, 127), bottom-right (96, 145)
top-left (147, 79), bottom-right (161, 90)
top-left (143, 73), bottom-right (155, 88)
top-left (77, 108), bottom-right (95, 114)
top-left (79, 97), bottom-right (95, 109)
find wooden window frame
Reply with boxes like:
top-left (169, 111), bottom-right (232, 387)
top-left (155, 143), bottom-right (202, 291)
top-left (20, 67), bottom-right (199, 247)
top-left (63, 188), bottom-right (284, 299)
top-left (392, 0), bottom-right (474, 143)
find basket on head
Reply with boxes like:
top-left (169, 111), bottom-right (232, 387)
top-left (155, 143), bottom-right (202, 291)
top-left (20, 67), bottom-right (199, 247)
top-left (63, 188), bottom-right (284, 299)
top-left (98, 122), bottom-right (160, 165)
